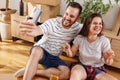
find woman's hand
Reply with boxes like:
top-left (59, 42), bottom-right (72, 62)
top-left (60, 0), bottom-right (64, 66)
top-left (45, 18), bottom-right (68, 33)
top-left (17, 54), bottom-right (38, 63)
top-left (62, 42), bottom-right (73, 57)
top-left (104, 49), bottom-right (115, 65)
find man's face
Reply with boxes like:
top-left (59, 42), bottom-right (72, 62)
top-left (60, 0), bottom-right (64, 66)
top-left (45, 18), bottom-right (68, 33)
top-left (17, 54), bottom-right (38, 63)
top-left (62, 6), bottom-right (79, 29)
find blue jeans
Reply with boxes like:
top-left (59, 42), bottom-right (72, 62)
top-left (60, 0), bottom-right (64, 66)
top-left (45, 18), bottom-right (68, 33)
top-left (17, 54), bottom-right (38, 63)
top-left (30, 45), bottom-right (67, 68)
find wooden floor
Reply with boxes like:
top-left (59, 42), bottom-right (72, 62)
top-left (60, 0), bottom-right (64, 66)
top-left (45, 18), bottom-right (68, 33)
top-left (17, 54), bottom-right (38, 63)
top-left (0, 40), bottom-right (120, 80)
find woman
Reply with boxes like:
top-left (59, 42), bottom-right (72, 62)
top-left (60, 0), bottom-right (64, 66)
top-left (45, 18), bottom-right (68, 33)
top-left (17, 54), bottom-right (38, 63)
top-left (63, 13), bottom-right (117, 80)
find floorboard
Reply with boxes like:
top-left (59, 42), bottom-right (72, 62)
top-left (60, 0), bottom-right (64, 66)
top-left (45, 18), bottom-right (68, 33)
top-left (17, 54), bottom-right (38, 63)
top-left (0, 40), bottom-right (120, 80)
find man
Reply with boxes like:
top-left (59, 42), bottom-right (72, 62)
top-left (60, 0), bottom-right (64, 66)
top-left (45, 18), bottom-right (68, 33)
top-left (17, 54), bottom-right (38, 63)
top-left (14, 2), bottom-right (82, 80)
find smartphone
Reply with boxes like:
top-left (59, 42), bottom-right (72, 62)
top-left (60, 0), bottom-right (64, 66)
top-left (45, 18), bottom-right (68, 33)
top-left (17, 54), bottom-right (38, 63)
top-left (27, 7), bottom-right (42, 24)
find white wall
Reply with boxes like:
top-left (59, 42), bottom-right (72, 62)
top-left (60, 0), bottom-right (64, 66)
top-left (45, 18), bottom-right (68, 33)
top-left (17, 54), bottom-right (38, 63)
top-left (103, 5), bottom-right (120, 30)
top-left (0, 0), bottom-right (120, 30)
top-left (0, 0), bottom-right (26, 14)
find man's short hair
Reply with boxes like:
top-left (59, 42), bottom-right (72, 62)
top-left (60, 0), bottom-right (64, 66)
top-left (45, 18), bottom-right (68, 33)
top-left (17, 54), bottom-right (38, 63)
top-left (67, 2), bottom-right (82, 16)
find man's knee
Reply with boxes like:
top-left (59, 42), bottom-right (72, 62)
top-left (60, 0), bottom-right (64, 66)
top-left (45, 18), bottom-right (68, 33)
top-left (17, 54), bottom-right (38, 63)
top-left (30, 47), bottom-right (43, 60)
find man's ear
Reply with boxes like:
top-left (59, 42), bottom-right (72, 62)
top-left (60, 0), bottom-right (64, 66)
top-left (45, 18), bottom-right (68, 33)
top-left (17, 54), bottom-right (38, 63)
top-left (77, 16), bottom-right (80, 21)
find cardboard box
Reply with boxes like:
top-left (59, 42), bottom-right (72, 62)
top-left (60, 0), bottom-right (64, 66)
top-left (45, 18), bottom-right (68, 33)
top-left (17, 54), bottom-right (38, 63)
top-left (24, 0), bottom-right (60, 6)
top-left (11, 14), bottom-right (35, 43)
top-left (28, 2), bottom-right (60, 22)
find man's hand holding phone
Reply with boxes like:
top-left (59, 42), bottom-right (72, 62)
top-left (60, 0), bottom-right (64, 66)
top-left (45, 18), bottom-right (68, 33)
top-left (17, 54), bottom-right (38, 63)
top-left (19, 7), bottom-right (42, 37)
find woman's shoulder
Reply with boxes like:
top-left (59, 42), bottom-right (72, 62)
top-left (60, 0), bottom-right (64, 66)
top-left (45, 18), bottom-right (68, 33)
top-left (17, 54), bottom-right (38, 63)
top-left (100, 35), bottom-right (109, 39)
top-left (75, 35), bottom-right (84, 39)
top-left (99, 35), bottom-right (110, 42)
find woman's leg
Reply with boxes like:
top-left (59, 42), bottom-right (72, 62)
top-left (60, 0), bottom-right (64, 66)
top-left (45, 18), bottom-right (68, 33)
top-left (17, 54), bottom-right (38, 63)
top-left (94, 72), bottom-right (118, 80)
top-left (70, 64), bottom-right (87, 80)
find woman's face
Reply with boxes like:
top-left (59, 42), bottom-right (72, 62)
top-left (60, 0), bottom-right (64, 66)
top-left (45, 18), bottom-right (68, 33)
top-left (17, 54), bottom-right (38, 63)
top-left (89, 17), bottom-right (103, 35)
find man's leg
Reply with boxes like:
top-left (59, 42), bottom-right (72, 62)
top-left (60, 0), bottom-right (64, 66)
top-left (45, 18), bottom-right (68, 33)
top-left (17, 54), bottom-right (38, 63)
top-left (15, 46), bottom-right (70, 80)
top-left (36, 65), bottom-right (70, 80)
top-left (23, 47), bottom-right (44, 80)
top-left (15, 65), bottom-right (70, 80)
top-left (58, 65), bottom-right (70, 80)
top-left (14, 47), bottom-right (60, 78)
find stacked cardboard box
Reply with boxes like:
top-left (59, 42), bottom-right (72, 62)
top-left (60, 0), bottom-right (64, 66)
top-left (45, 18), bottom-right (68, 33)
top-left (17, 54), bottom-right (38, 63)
top-left (102, 8), bottom-right (120, 69)
top-left (24, 0), bottom-right (60, 23)
top-left (24, 0), bottom-right (60, 6)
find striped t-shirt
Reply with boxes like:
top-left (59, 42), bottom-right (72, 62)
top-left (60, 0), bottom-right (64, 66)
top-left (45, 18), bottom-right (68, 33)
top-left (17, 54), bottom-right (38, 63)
top-left (35, 17), bottom-right (83, 56)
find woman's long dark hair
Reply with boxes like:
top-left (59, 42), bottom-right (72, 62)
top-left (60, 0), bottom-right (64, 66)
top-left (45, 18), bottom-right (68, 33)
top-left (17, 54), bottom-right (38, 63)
top-left (79, 13), bottom-right (104, 37)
